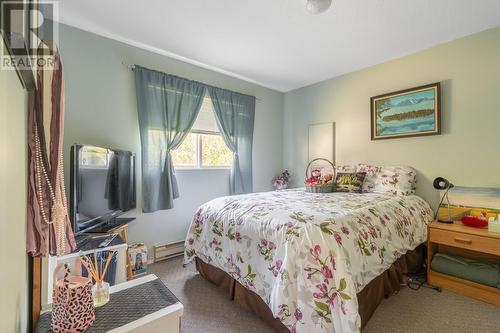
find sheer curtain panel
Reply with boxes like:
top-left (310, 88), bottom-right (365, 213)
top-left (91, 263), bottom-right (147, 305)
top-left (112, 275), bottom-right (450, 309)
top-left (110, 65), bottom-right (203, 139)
top-left (134, 66), bottom-right (206, 212)
top-left (207, 86), bottom-right (256, 194)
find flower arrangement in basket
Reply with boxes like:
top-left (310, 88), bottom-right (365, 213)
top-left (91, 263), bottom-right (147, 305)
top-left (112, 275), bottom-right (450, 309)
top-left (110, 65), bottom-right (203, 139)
top-left (272, 170), bottom-right (291, 190)
top-left (304, 158), bottom-right (336, 193)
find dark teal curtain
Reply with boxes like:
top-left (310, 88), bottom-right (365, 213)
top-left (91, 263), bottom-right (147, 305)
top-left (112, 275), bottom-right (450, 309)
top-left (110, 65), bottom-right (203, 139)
top-left (207, 87), bottom-right (255, 194)
top-left (134, 66), bottom-right (205, 212)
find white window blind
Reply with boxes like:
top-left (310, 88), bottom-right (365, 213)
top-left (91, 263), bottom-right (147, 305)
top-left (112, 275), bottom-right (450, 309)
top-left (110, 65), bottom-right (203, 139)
top-left (192, 96), bottom-right (219, 133)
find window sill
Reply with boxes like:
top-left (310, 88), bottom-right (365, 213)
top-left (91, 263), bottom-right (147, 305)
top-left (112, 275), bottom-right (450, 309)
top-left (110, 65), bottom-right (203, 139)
top-left (175, 167), bottom-right (231, 171)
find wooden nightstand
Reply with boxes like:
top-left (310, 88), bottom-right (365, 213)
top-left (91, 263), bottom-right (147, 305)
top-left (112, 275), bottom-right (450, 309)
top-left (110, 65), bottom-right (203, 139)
top-left (427, 221), bottom-right (500, 306)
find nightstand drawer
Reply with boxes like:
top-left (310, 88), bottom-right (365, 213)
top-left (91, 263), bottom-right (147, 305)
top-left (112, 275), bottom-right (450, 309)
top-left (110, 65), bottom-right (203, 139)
top-left (429, 228), bottom-right (500, 256)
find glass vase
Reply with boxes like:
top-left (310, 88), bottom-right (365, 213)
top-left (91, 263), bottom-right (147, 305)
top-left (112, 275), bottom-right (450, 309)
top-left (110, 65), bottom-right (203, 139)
top-left (92, 281), bottom-right (110, 307)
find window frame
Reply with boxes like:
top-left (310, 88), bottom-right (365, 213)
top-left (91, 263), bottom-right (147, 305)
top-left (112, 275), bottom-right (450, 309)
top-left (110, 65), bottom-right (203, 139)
top-left (174, 129), bottom-right (233, 171)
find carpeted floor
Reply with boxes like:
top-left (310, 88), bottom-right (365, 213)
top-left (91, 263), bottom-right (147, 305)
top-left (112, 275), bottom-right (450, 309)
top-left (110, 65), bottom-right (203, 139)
top-left (150, 257), bottom-right (500, 332)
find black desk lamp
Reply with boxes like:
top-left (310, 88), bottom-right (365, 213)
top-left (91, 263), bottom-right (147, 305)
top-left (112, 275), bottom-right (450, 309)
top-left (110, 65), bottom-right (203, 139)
top-left (433, 177), bottom-right (454, 223)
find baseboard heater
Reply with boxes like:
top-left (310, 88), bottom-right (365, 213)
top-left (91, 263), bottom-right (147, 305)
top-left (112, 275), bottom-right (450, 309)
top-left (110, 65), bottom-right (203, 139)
top-left (153, 240), bottom-right (185, 262)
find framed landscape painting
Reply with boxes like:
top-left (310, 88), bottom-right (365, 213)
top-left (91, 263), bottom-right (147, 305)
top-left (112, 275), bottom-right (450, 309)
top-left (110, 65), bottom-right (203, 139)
top-left (371, 82), bottom-right (441, 140)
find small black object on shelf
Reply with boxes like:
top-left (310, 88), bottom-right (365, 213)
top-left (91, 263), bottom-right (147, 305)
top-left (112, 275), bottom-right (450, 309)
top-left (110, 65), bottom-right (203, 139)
top-left (433, 177), bottom-right (454, 223)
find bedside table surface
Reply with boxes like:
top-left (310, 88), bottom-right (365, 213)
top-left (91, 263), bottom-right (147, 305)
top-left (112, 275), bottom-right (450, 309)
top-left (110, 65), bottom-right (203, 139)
top-left (429, 221), bottom-right (500, 240)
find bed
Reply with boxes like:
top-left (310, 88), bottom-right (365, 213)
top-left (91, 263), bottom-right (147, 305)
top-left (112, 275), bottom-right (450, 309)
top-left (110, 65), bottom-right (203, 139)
top-left (183, 165), bottom-right (433, 333)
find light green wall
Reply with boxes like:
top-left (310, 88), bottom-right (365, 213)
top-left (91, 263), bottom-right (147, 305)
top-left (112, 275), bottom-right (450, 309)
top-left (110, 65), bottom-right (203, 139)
top-left (58, 24), bottom-right (284, 248)
top-left (284, 27), bottom-right (500, 207)
top-left (0, 41), bottom-right (29, 333)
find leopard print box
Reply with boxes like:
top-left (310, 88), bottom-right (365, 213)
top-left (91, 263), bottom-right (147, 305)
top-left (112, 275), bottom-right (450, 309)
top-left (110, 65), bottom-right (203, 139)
top-left (51, 264), bottom-right (95, 333)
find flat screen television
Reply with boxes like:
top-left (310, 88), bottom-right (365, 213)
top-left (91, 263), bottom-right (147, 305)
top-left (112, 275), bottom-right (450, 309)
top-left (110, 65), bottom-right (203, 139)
top-left (70, 144), bottom-right (136, 235)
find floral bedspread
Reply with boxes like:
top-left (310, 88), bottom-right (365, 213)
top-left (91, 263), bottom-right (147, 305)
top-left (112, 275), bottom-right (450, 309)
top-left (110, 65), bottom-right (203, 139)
top-left (184, 189), bottom-right (433, 333)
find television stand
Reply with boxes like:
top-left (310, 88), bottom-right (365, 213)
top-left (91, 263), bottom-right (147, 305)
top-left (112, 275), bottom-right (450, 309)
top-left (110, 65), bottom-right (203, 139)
top-left (87, 217), bottom-right (136, 233)
top-left (75, 233), bottom-right (125, 252)
top-left (74, 233), bottom-right (92, 249)
top-left (86, 217), bottom-right (136, 280)
top-left (45, 236), bottom-right (128, 311)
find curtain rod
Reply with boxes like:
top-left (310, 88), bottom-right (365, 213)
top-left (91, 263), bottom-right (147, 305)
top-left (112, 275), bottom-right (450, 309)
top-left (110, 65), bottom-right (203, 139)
top-left (122, 62), bottom-right (261, 101)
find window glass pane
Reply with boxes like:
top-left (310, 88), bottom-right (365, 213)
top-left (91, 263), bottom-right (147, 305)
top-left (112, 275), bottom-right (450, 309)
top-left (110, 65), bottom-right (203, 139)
top-left (192, 96), bottom-right (219, 132)
top-left (80, 146), bottom-right (109, 168)
top-left (201, 134), bottom-right (233, 167)
top-left (171, 133), bottom-right (197, 167)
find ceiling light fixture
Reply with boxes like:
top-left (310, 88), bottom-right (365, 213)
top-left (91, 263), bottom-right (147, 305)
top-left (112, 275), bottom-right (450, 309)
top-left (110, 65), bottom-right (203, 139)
top-left (306, 0), bottom-right (332, 14)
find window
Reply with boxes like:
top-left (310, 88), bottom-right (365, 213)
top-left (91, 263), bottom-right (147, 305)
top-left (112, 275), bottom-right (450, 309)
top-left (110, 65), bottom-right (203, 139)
top-left (79, 146), bottom-right (110, 168)
top-left (171, 96), bottom-right (233, 169)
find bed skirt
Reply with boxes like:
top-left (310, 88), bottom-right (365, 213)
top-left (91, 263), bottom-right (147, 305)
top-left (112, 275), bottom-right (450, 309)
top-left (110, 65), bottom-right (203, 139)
top-left (195, 245), bottom-right (424, 332)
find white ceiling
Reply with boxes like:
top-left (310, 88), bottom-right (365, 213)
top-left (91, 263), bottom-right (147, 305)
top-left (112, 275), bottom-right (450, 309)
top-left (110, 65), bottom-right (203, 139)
top-left (56, 0), bottom-right (500, 92)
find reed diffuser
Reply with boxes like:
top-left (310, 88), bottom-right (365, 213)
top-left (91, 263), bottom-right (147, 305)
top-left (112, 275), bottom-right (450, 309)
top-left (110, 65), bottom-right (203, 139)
top-left (80, 251), bottom-right (116, 307)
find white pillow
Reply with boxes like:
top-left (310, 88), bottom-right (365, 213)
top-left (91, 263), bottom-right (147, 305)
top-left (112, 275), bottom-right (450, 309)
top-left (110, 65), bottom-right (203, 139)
top-left (335, 165), bottom-right (357, 173)
top-left (356, 164), bottom-right (417, 196)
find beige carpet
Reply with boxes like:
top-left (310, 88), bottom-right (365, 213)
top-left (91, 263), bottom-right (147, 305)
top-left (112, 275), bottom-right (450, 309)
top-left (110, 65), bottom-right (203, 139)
top-left (150, 257), bottom-right (500, 333)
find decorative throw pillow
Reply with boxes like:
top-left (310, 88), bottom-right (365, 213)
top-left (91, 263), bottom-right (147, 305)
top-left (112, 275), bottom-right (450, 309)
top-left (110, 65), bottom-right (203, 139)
top-left (334, 172), bottom-right (366, 193)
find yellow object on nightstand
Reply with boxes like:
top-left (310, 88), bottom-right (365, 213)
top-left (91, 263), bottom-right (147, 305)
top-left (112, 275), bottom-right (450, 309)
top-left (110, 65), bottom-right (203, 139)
top-left (437, 207), bottom-right (471, 221)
